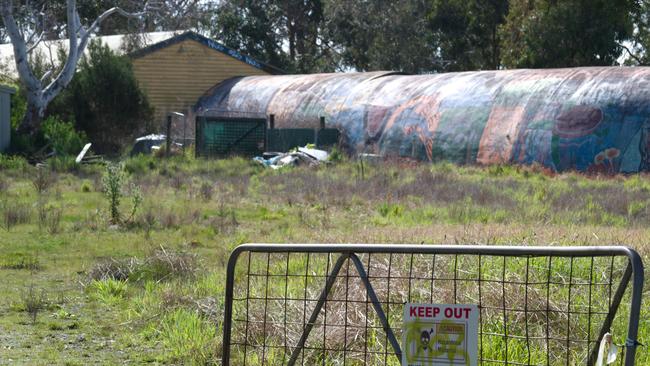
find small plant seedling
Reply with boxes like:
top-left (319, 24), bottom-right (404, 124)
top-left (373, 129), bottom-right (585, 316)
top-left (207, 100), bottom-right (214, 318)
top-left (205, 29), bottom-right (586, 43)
top-left (31, 167), bottom-right (55, 195)
top-left (22, 284), bottom-right (47, 324)
top-left (102, 163), bottom-right (142, 225)
top-left (103, 163), bottom-right (124, 224)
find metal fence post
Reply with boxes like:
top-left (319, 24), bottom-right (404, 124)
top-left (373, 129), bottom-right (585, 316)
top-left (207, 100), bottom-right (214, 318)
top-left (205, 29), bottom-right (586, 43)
top-left (165, 114), bottom-right (172, 158)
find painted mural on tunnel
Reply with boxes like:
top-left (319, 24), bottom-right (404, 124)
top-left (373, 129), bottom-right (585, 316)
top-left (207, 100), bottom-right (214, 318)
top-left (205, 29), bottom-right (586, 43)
top-left (194, 67), bottom-right (650, 173)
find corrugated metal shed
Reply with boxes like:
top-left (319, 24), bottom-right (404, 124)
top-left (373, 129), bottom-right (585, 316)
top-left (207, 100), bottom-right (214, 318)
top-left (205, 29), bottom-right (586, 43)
top-left (195, 68), bottom-right (650, 173)
top-left (0, 84), bottom-right (15, 152)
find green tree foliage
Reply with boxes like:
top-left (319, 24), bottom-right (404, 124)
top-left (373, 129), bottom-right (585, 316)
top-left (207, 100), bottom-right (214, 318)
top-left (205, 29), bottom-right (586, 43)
top-left (212, 0), bottom-right (334, 73)
top-left (625, 0), bottom-right (650, 65)
top-left (211, 1), bottom-right (289, 70)
top-left (278, 0), bottom-right (331, 72)
top-left (41, 116), bottom-right (86, 156)
top-left (9, 87), bottom-right (26, 131)
top-left (50, 41), bottom-right (153, 153)
top-left (326, 0), bottom-right (440, 73)
top-left (428, 0), bottom-right (509, 71)
top-left (500, 0), bottom-right (637, 68)
top-left (213, 0), bottom-right (507, 73)
top-left (209, 0), bottom-right (646, 72)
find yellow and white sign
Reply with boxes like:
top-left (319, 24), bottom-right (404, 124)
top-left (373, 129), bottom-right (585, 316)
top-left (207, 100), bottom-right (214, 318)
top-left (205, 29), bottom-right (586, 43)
top-left (402, 303), bottom-right (478, 366)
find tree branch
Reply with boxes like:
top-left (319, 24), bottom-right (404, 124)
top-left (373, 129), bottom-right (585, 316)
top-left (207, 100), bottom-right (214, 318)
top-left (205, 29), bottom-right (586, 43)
top-left (0, 0), bottom-right (41, 92)
top-left (620, 43), bottom-right (644, 65)
top-left (39, 69), bottom-right (53, 83)
top-left (26, 32), bottom-right (45, 53)
top-left (41, 0), bottom-right (79, 102)
top-left (86, 2), bottom-right (157, 36)
top-left (43, 0), bottom-right (155, 104)
top-left (24, 2), bottom-right (46, 52)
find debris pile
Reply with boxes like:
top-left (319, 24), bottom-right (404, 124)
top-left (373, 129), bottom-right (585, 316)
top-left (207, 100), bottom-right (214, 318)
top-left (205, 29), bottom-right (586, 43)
top-left (253, 146), bottom-right (329, 169)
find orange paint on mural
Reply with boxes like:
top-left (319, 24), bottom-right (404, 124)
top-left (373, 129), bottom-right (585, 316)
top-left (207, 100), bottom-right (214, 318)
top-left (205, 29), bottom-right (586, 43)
top-left (477, 106), bottom-right (526, 165)
top-left (380, 95), bottom-right (442, 161)
top-left (383, 95), bottom-right (442, 137)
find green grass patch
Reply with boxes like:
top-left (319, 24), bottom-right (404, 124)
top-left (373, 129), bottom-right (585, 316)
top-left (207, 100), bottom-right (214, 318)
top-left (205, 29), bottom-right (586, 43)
top-left (87, 279), bottom-right (129, 305)
top-left (1, 252), bottom-right (40, 270)
top-left (154, 308), bottom-right (217, 364)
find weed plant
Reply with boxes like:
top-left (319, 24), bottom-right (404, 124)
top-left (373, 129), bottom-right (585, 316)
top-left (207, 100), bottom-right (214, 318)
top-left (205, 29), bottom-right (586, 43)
top-left (21, 284), bottom-right (47, 324)
top-left (32, 167), bottom-right (56, 196)
top-left (0, 154), bottom-right (28, 171)
top-left (37, 200), bottom-right (62, 234)
top-left (1, 200), bottom-right (31, 230)
top-left (102, 163), bottom-right (142, 225)
top-left (103, 163), bottom-right (124, 224)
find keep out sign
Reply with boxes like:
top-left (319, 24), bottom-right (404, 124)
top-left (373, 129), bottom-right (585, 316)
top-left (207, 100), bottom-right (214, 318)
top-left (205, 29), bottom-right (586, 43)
top-left (402, 303), bottom-right (478, 366)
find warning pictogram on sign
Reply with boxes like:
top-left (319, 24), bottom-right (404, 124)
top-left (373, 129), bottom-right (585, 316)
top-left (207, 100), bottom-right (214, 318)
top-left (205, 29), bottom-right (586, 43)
top-left (402, 303), bottom-right (478, 366)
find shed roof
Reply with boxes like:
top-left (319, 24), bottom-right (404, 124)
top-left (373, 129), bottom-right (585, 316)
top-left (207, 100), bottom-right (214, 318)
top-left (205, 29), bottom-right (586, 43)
top-left (129, 31), bottom-right (284, 75)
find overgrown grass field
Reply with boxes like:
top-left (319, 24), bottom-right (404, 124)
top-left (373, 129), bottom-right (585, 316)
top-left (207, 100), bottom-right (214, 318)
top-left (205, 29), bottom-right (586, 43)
top-left (0, 154), bottom-right (648, 365)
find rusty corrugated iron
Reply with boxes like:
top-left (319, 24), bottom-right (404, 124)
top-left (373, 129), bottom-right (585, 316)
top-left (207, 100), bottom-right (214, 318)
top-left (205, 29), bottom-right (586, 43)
top-left (194, 67), bottom-right (650, 173)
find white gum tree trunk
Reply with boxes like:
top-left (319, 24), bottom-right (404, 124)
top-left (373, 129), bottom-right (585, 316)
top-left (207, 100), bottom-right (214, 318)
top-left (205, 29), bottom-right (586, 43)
top-left (0, 0), bottom-right (153, 134)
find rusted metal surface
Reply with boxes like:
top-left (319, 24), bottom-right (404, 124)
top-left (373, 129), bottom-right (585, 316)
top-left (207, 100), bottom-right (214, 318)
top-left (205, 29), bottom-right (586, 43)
top-left (194, 67), bottom-right (650, 173)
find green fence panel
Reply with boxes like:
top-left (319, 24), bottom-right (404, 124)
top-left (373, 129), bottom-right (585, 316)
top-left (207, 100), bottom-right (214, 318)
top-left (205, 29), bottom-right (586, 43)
top-left (196, 117), bottom-right (266, 157)
top-left (267, 128), bottom-right (341, 152)
top-left (196, 117), bottom-right (341, 157)
top-left (267, 129), bottom-right (315, 152)
top-left (316, 129), bottom-right (340, 147)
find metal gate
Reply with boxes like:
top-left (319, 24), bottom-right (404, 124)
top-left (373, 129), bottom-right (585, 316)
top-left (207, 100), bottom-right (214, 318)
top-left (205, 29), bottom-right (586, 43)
top-left (195, 117), bottom-right (266, 157)
top-left (222, 244), bottom-right (644, 365)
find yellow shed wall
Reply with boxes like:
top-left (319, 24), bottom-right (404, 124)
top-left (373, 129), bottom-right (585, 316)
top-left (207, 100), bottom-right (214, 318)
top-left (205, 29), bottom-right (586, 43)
top-left (132, 39), bottom-right (269, 127)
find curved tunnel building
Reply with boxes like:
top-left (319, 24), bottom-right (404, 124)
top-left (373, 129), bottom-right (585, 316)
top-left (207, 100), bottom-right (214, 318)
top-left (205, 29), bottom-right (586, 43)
top-left (194, 67), bottom-right (650, 173)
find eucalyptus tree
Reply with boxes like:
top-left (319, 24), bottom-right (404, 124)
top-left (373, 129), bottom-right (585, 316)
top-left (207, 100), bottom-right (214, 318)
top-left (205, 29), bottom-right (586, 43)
top-left (499, 0), bottom-right (637, 68)
top-left (0, 0), bottom-right (157, 134)
top-left (211, 0), bottom-right (334, 73)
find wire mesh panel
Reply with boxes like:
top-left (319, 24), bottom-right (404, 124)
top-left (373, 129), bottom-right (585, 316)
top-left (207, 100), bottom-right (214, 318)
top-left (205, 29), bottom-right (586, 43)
top-left (196, 117), bottom-right (266, 157)
top-left (267, 129), bottom-right (315, 152)
top-left (166, 113), bottom-right (195, 149)
top-left (222, 244), bottom-right (644, 366)
top-left (315, 128), bottom-right (341, 147)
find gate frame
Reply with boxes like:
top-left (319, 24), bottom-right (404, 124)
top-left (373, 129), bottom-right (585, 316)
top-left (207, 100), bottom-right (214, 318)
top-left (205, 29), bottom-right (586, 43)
top-left (222, 244), bottom-right (644, 365)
